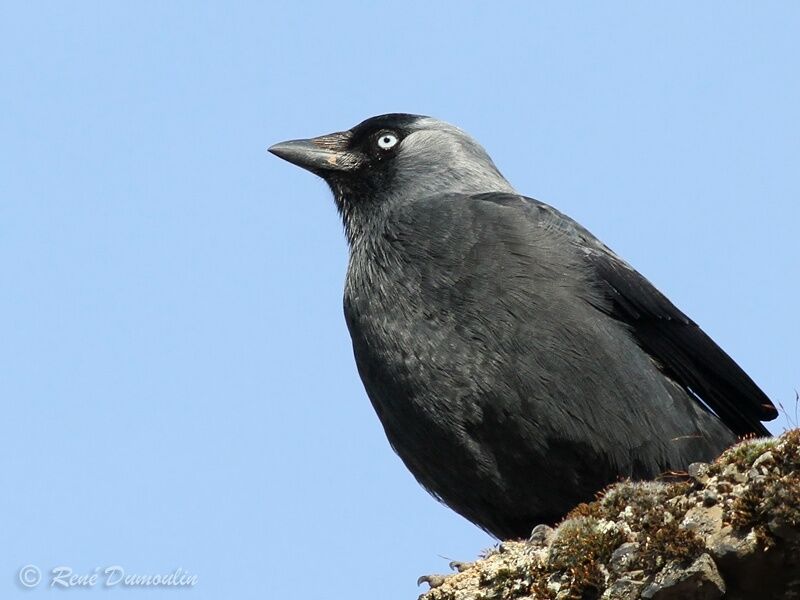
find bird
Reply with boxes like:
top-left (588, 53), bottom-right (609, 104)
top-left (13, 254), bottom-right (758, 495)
top-left (269, 113), bottom-right (778, 540)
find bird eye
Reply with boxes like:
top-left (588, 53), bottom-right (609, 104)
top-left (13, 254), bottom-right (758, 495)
top-left (376, 132), bottom-right (399, 150)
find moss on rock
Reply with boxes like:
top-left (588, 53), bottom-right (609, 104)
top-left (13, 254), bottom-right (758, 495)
top-left (421, 429), bottom-right (800, 600)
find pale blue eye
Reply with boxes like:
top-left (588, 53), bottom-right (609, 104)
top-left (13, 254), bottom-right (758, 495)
top-left (377, 133), bottom-right (398, 150)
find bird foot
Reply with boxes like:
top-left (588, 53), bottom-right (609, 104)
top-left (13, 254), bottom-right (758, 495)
top-left (417, 574), bottom-right (449, 589)
top-left (417, 560), bottom-right (474, 591)
top-left (448, 560), bottom-right (473, 573)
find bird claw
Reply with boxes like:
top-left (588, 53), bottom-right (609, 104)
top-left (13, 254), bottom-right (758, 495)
top-left (417, 574), bottom-right (449, 589)
top-left (448, 560), bottom-right (473, 573)
top-left (417, 559), bottom-right (474, 590)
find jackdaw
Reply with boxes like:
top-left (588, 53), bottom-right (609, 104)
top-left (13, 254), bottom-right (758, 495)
top-left (269, 113), bottom-right (777, 539)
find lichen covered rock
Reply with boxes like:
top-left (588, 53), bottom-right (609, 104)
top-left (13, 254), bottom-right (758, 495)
top-left (420, 430), bottom-right (800, 600)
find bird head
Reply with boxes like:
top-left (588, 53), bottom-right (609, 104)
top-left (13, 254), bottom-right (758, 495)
top-left (269, 114), bottom-right (514, 243)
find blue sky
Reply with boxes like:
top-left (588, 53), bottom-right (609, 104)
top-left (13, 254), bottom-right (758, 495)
top-left (1, 2), bottom-right (797, 599)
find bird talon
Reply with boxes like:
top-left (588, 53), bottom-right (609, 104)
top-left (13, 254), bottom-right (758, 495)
top-left (417, 574), bottom-right (448, 589)
top-left (448, 560), bottom-right (472, 573)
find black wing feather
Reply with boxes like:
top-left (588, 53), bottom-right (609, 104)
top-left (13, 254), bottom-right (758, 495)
top-left (586, 247), bottom-right (777, 437)
top-left (477, 193), bottom-right (778, 437)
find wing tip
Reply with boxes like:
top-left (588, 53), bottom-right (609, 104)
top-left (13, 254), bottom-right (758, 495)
top-left (761, 403), bottom-right (780, 421)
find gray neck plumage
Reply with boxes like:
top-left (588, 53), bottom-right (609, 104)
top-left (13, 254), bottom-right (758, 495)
top-left (332, 129), bottom-right (516, 249)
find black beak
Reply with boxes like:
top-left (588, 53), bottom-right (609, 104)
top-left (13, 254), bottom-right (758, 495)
top-left (268, 131), bottom-right (361, 173)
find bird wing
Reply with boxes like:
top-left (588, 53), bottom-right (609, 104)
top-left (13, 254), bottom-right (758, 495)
top-left (472, 192), bottom-right (778, 437)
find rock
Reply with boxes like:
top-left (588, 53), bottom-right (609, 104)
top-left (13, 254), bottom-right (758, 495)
top-left (722, 464), bottom-right (747, 484)
top-left (702, 490), bottom-right (718, 507)
top-left (640, 554), bottom-right (724, 600)
top-left (715, 481), bottom-right (733, 494)
top-left (420, 429), bottom-right (800, 600)
top-left (529, 523), bottom-right (555, 546)
top-left (602, 577), bottom-right (646, 600)
top-left (706, 526), bottom-right (757, 564)
top-left (752, 451), bottom-right (775, 469)
top-left (767, 518), bottom-right (800, 541)
top-left (746, 469), bottom-right (766, 484)
top-left (682, 504), bottom-right (723, 537)
top-left (688, 462), bottom-right (710, 483)
top-left (609, 542), bottom-right (639, 574)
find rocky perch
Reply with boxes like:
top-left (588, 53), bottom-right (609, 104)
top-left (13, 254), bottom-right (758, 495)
top-left (420, 429), bottom-right (800, 600)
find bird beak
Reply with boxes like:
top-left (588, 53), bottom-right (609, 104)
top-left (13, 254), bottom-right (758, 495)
top-left (268, 131), bottom-right (361, 173)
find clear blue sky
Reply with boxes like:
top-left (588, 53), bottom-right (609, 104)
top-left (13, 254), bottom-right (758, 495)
top-left (1, 3), bottom-right (797, 599)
